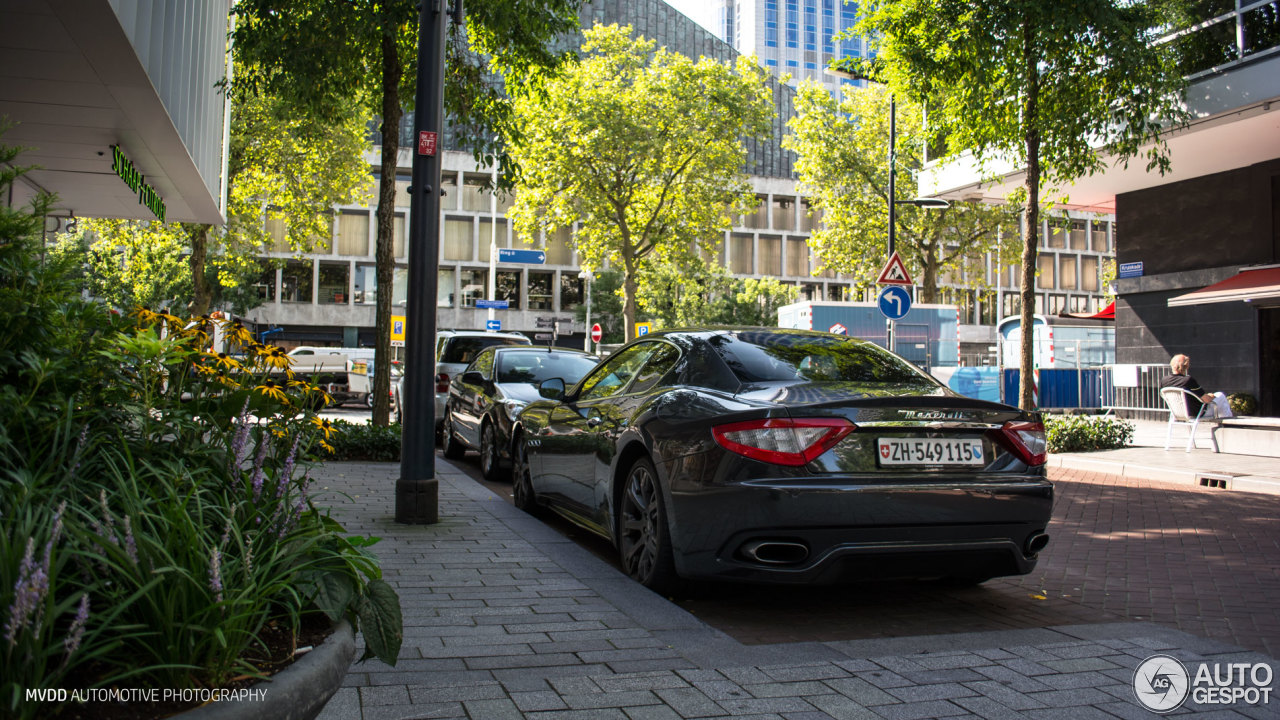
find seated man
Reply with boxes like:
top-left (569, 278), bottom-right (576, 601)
top-left (1159, 354), bottom-right (1232, 418)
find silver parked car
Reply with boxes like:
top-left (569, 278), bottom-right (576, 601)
top-left (394, 330), bottom-right (530, 432)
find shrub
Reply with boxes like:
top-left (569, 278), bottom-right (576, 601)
top-left (323, 420), bottom-right (402, 462)
top-left (1228, 393), bottom-right (1257, 416)
top-left (1044, 414), bottom-right (1134, 453)
top-left (0, 141), bottom-right (401, 718)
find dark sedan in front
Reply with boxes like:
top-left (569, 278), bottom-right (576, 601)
top-left (511, 328), bottom-right (1052, 593)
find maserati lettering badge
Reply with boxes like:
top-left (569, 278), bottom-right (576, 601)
top-left (900, 410), bottom-right (969, 420)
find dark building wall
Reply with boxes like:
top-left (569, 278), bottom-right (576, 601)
top-left (1114, 159), bottom-right (1280, 404)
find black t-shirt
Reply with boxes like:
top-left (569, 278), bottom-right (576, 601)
top-left (1160, 373), bottom-right (1206, 415)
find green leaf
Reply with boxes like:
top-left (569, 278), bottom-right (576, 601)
top-left (355, 580), bottom-right (403, 667)
top-left (303, 570), bottom-right (356, 623)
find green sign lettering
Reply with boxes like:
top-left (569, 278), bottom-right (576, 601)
top-left (110, 144), bottom-right (167, 223)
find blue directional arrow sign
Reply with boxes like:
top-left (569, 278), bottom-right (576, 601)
top-left (498, 248), bottom-right (546, 264)
top-left (485, 319), bottom-right (502, 332)
top-left (877, 285), bottom-right (913, 320)
top-left (475, 299), bottom-right (509, 309)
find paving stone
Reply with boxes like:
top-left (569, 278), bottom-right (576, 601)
top-left (1023, 688), bottom-right (1115, 707)
top-left (512, 690), bottom-right (570, 712)
top-left (359, 685), bottom-right (410, 706)
top-left (885, 683), bottom-right (979, 703)
top-left (1039, 658), bottom-right (1119, 673)
top-left (562, 690), bottom-right (661, 710)
top-left (872, 699), bottom-right (970, 719)
top-left (623, 706), bottom-right (686, 720)
top-left (823, 677), bottom-right (901, 706)
top-left (901, 669), bottom-right (988, 685)
top-left (407, 682), bottom-right (507, 704)
top-left (716, 696), bottom-right (821, 715)
top-left (951, 695), bottom-right (1031, 720)
top-left (854, 670), bottom-right (915, 689)
top-left (654, 686), bottom-right (727, 717)
top-left (804, 693), bottom-right (884, 720)
top-left (525, 709), bottom-right (630, 720)
top-left (461, 697), bottom-right (523, 720)
top-left (1022, 708), bottom-right (1118, 720)
top-left (594, 672), bottom-right (691, 693)
top-left (745, 681), bottom-right (835, 699)
top-left (963, 681), bottom-right (1048, 710)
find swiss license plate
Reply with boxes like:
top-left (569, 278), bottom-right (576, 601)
top-left (877, 438), bottom-right (984, 466)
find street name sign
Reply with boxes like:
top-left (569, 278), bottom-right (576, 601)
top-left (475, 299), bottom-right (509, 309)
top-left (498, 248), bottom-right (546, 264)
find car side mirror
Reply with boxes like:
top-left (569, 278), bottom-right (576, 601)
top-left (461, 371), bottom-right (486, 385)
top-left (538, 377), bottom-right (566, 400)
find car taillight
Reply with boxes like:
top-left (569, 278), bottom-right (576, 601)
top-left (435, 373), bottom-right (450, 393)
top-left (712, 418), bottom-right (854, 467)
top-left (998, 420), bottom-right (1047, 466)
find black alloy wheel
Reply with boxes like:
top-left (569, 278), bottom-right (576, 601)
top-left (618, 457), bottom-right (679, 593)
top-left (441, 410), bottom-right (465, 460)
top-left (512, 438), bottom-right (539, 514)
top-left (480, 422), bottom-right (502, 481)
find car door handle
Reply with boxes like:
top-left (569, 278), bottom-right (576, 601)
top-left (587, 417), bottom-right (603, 428)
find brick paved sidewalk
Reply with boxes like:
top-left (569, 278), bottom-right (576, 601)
top-left (313, 461), bottom-right (1278, 720)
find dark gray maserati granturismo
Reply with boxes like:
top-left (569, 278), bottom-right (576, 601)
top-left (510, 328), bottom-right (1052, 593)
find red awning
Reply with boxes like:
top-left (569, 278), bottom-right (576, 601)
top-left (1167, 266), bottom-right (1280, 307)
top-left (1059, 301), bottom-right (1114, 321)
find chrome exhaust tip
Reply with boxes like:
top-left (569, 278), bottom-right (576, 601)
top-left (740, 540), bottom-right (810, 565)
top-left (1025, 532), bottom-right (1050, 555)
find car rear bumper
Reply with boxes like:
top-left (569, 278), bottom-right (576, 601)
top-left (664, 469), bottom-right (1053, 584)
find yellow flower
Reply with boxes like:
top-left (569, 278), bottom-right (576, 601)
top-left (310, 416), bottom-right (335, 440)
top-left (320, 440), bottom-right (335, 454)
top-left (212, 352), bottom-right (242, 370)
top-left (263, 346), bottom-right (291, 371)
top-left (220, 320), bottom-right (254, 348)
top-left (133, 307), bottom-right (160, 324)
top-left (255, 379), bottom-right (288, 403)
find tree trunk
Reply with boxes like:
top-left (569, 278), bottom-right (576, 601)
top-left (372, 30), bottom-right (404, 427)
top-left (1018, 20), bottom-right (1041, 411)
top-left (187, 223), bottom-right (213, 317)
top-left (622, 258), bottom-right (638, 343)
top-left (921, 244), bottom-right (938, 304)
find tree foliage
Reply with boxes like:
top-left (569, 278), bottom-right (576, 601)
top-left (638, 262), bottom-right (798, 329)
top-left (509, 23), bottom-right (775, 341)
top-left (232, 0), bottom-right (584, 425)
top-left (784, 81), bottom-right (1018, 303)
top-left (855, 0), bottom-right (1188, 409)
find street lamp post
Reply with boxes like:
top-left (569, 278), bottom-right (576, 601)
top-left (824, 67), bottom-right (950, 354)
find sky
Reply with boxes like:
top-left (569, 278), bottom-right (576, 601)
top-left (663, 0), bottom-right (717, 36)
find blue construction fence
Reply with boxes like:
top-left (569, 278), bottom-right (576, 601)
top-left (932, 367), bottom-right (1116, 409)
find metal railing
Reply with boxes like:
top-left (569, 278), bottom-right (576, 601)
top-left (1102, 364), bottom-right (1175, 420)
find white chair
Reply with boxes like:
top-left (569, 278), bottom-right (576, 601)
top-left (1160, 387), bottom-right (1220, 453)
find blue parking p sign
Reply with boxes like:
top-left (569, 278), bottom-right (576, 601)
top-left (485, 319), bottom-right (501, 332)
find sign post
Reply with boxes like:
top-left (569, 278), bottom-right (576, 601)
top-left (590, 323), bottom-right (602, 353)
top-left (876, 251), bottom-right (915, 354)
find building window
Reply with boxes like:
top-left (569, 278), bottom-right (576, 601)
top-left (1048, 294), bottom-right (1067, 315)
top-left (1090, 221), bottom-right (1108, 252)
top-left (1059, 255), bottom-right (1077, 290)
top-left (826, 283), bottom-right (845, 301)
top-left (461, 174), bottom-right (494, 212)
top-left (353, 264), bottom-right (376, 304)
top-left (255, 262), bottom-right (276, 302)
top-left (800, 200), bottom-right (820, 232)
top-left (393, 214), bottom-right (406, 259)
top-left (335, 212), bottom-right (369, 256)
top-left (438, 268), bottom-right (455, 307)
top-left (265, 216), bottom-right (289, 253)
top-left (1002, 292), bottom-right (1020, 319)
top-left (440, 172), bottom-right (458, 211)
top-left (1082, 256), bottom-right (1099, 292)
top-left (318, 262), bottom-right (349, 304)
top-left (786, 238), bottom-right (809, 277)
top-left (479, 218), bottom-right (507, 263)
top-left (1046, 220), bottom-right (1067, 249)
top-left (443, 217), bottom-right (472, 261)
top-left (771, 197), bottom-right (794, 231)
top-left (528, 271), bottom-right (554, 310)
top-left (547, 226), bottom-right (574, 265)
top-left (730, 234), bottom-right (754, 274)
top-left (394, 175), bottom-right (411, 208)
top-left (392, 266), bottom-right (408, 306)
top-left (1036, 254), bottom-right (1055, 290)
top-left (758, 235), bottom-right (782, 276)
top-left (560, 273), bottom-right (583, 309)
top-left (1068, 220), bottom-right (1087, 250)
top-left (281, 260), bottom-right (313, 303)
top-left (742, 196), bottom-right (768, 229)
top-left (496, 270), bottom-right (522, 308)
top-left (459, 268), bottom-right (487, 308)
top-left (800, 283), bottom-right (820, 301)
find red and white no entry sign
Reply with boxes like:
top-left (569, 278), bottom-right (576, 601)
top-left (591, 323), bottom-right (603, 343)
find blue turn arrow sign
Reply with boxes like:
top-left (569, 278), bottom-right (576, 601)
top-left (877, 285), bottom-right (913, 320)
top-left (498, 248), bottom-right (546, 264)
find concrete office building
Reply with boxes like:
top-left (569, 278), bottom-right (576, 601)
top-left (0, 1), bottom-right (232, 226)
top-left (919, 4), bottom-right (1280, 411)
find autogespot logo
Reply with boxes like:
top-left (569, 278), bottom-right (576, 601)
top-left (1134, 654), bottom-right (1190, 713)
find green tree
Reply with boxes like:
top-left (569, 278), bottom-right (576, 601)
top-left (784, 81), bottom-right (1018, 303)
top-left (855, 0), bottom-right (1188, 409)
top-left (233, 0), bottom-right (583, 425)
top-left (508, 23), bottom-right (775, 342)
top-left (638, 261), bottom-right (798, 328)
top-left (69, 79), bottom-right (370, 317)
top-left (574, 269), bottom-right (626, 345)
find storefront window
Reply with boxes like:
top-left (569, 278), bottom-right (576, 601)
top-left (438, 268), bottom-right (455, 307)
top-left (496, 270), bottom-right (521, 307)
top-left (354, 264), bottom-right (376, 304)
top-left (392, 267), bottom-right (408, 306)
top-left (318, 262), bottom-right (349, 304)
top-left (281, 260), bottom-right (313, 303)
top-left (560, 274), bottom-right (584, 309)
top-left (255, 262), bottom-right (277, 302)
top-left (459, 268), bottom-right (487, 308)
top-left (528, 271), bottom-right (554, 310)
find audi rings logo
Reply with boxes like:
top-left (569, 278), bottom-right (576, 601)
top-left (1134, 655), bottom-right (1190, 713)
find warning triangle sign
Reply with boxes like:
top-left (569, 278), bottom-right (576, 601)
top-left (876, 252), bottom-right (914, 286)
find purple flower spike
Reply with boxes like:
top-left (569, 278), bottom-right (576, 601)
top-left (208, 548), bottom-right (224, 606)
top-left (230, 398), bottom-right (252, 469)
top-left (250, 440), bottom-right (269, 502)
top-left (123, 516), bottom-right (139, 567)
top-left (64, 593), bottom-right (90, 657)
top-left (4, 539), bottom-right (49, 647)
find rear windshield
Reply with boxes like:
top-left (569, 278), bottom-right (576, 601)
top-left (440, 336), bottom-right (528, 364)
top-left (709, 331), bottom-right (936, 385)
top-left (496, 351), bottom-right (598, 385)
